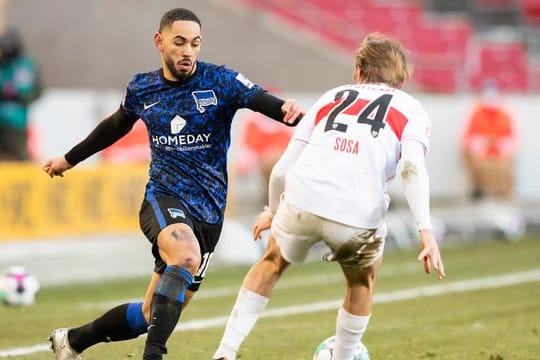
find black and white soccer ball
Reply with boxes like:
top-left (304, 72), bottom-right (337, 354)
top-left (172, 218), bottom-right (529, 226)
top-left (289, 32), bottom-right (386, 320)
top-left (313, 335), bottom-right (370, 360)
top-left (0, 266), bottom-right (40, 306)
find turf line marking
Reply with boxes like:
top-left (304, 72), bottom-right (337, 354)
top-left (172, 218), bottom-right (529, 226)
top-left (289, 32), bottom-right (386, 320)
top-left (82, 262), bottom-right (419, 310)
top-left (1, 269), bottom-right (539, 358)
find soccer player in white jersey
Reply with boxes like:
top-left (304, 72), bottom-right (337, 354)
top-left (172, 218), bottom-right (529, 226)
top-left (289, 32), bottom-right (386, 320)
top-left (213, 32), bottom-right (445, 360)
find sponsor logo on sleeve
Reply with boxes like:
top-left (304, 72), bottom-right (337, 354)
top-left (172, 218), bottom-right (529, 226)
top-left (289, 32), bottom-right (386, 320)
top-left (235, 73), bottom-right (254, 89)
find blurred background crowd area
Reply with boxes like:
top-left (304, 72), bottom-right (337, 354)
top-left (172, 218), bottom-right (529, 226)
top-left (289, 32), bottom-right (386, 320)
top-left (6, 0), bottom-right (540, 93)
top-left (1, 0), bottom-right (539, 246)
top-left (237, 0), bottom-right (540, 93)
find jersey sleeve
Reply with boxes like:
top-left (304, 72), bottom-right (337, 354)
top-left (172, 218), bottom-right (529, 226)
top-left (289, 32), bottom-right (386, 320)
top-left (401, 98), bottom-right (431, 152)
top-left (121, 74), bottom-right (142, 119)
top-left (400, 140), bottom-right (432, 230)
top-left (220, 66), bottom-right (262, 108)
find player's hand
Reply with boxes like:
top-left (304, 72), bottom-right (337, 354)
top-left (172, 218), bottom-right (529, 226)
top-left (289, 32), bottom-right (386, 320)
top-left (253, 207), bottom-right (273, 241)
top-left (281, 99), bottom-right (304, 125)
top-left (417, 229), bottom-right (445, 280)
top-left (42, 157), bottom-right (73, 178)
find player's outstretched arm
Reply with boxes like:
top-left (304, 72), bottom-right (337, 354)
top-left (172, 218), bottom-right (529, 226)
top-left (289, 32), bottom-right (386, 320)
top-left (400, 139), bottom-right (445, 280)
top-left (42, 156), bottom-right (73, 178)
top-left (247, 90), bottom-right (304, 126)
top-left (42, 107), bottom-right (138, 178)
top-left (253, 139), bottom-right (307, 240)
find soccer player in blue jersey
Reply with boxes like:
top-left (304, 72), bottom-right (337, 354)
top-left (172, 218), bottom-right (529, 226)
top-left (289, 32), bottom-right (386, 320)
top-left (42, 8), bottom-right (303, 360)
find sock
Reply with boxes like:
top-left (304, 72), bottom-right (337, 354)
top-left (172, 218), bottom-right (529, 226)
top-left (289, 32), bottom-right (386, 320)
top-left (68, 302), bottom-right (148, 353)
top-left (143, 265), bottom-right (193, 360)
top-left (332, 307), bottom-right (370, 360)
top-left (213, 287), bottom-right (269, 360)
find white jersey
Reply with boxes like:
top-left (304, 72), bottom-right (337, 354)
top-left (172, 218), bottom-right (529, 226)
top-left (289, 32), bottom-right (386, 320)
top-left (284, 83), bottom-right (431, 228)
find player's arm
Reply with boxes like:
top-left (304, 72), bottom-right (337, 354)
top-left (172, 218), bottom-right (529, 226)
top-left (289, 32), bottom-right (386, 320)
top-left (253, 139), bottom-right (306, 240)
top-left (400, 139), bottom-right (445, 279)
top-left (247, 90), bottom-right (303, 126)
top-left (42, 106), bottom-right (138, 178)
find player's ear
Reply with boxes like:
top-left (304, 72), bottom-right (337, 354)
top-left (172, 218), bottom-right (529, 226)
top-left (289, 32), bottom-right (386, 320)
top-left (154, 32), bottom-right (164, 51)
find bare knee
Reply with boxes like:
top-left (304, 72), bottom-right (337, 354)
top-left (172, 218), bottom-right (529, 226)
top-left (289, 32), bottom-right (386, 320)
top-left (158, 223), bottom-right (201, 273)
top-left (176, 255), bottom-right (200, 274)
top-left (242, 238), bottom-right (290, 296)
top-left (342, 258), bottom-right (381, 289)
top-left (260, 240), bottom-right (289, 276)
top-left (348, 270), bottom-right (376, 289)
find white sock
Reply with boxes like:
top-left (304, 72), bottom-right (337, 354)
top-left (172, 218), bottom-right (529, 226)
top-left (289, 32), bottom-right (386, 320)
top-left (332, 307), bottom-right (370, 360)
top-left (212, 287), bottom-right (269, 360)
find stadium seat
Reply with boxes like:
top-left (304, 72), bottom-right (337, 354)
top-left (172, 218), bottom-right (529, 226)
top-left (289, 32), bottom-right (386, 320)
top-left (520, 0), bottom-right (540, 24)
top-left (234, 0), bottom-right (538, 93)
top-left (413, 68), bottom-right (460, 92)
top-left (405, 17), bottom-right (472, 92)
top-left (467, 41), bottom-right (529, 91)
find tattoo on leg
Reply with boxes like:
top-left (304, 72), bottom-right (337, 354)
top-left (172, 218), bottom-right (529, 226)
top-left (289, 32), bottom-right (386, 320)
top-left (170, 229), bottom-right (193, 242)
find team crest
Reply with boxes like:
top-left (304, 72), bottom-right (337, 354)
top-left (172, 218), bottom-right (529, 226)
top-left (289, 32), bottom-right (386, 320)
top-left (167, 208), bottom-right (185, 219)
top-left (192, 90), bottom-right (217, 113)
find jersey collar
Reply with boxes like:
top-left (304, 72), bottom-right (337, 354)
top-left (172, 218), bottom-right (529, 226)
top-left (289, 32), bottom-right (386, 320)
top-left (159, 62), bottom-right (198, 87)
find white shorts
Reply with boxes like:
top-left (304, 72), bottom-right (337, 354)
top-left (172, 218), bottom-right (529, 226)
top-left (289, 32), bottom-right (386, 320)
top-left (271, 199), bottom-right (385, 267)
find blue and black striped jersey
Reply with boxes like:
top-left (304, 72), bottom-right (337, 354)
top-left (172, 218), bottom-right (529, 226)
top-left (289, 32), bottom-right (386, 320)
top-left (122, 61), bottom-right (261, 224)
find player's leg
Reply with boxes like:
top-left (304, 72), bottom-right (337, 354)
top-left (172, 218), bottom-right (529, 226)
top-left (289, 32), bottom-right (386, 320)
top-left (138, 194), bottom-right (212, 359)
top-left (49, 192), bottom-right (163, 360)
top-left (332, 258), bottom-right (381, 360)
top-left (212, 235), bottom-right (289, 360)
top-left (142, 222), bottom-right (200, 360)
top-left (242, 235), bottom-right (290, 296)
top-left (324, 226), bottom-right (384, 360)
top-left (49, 274), bottom-right (159, 359)
top-left (140, 274), bottom-right (194, 328)
top-left (213, 201), bottom-right (318, 360)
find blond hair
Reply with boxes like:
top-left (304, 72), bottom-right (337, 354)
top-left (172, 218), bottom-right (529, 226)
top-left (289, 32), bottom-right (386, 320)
top-left (354, 32), bottom-right (413, 88)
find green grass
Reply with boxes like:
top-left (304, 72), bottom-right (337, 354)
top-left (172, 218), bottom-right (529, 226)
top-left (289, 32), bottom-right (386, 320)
top-left (1, 236), bottom-right (539, 359)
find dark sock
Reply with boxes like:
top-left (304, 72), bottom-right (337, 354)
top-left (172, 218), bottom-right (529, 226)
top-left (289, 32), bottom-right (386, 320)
top-left (143, 294), bottom-right (182, 359)
top-left (68, 302), bottom-right (148, 353)
top-left (143, 266), bottom-right (193, 360)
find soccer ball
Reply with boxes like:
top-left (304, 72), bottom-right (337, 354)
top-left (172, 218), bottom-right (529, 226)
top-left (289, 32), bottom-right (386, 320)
top-left (313, 335), bottom-right (370, 360)
top-left (0, 266), bottom-right (40, 306)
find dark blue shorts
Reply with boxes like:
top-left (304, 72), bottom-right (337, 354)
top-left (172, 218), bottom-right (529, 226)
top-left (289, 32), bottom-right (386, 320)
top-left (139, 194), bottom-right (223, 291)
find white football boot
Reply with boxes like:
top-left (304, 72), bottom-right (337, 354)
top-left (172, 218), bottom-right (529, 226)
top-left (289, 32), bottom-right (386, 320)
top-left (48, 328), bottom-right (81, 360)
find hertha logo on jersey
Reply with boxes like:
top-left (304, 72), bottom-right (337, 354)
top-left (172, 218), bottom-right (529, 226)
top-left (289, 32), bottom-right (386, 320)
top-left (192, 90), bottom-right (218, 113)
top-left (167, 208), bottom-right (186, 219)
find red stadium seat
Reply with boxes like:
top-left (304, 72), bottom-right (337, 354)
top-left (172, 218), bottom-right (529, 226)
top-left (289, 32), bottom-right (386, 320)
top-left (234, 0), bottom-right (534, 93)
top-left (408, 17), bottom-right (472, 58)
top-left (405, 17), bottom-right (473, 92)
top-left (467, 41), bottom-right (529, 92)
top-left (413, 68), bottom-right (460, 92)
top-left (520, 0), bottom-right (540, 24)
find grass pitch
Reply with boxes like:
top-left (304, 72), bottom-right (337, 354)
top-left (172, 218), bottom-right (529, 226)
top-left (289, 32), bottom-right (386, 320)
top-left (1, 236), bottom-right (539, 359)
